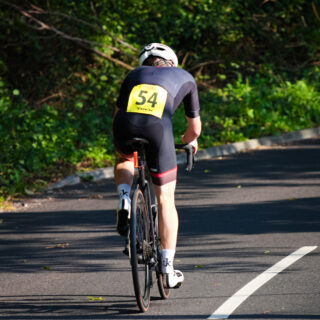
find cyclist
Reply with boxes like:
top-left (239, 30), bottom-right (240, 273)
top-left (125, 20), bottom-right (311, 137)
top-left (113, 43), bottom-right (201, 288)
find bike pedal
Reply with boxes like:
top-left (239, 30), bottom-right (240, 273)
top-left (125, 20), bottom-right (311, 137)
top-left (138, 254), bottom-right (144, 263)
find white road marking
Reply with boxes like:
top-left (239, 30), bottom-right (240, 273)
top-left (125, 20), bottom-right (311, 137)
top-left (208, 246), bottom-right (318, 319)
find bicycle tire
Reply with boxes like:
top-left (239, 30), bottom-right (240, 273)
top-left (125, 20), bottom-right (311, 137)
top-left (130, 188), bottom-right (151, 312)
top-left (147, 179), bottom-right (171, 299)
top-left (157, 272), bottom-right (170, 299)
top-left (154, 210), bottom-right (170, 299)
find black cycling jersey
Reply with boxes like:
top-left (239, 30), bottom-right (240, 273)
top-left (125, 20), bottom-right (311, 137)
top-left (116, 66), bottom-right (200, 119)
top-left (113, 66), bottom-right (200, 185)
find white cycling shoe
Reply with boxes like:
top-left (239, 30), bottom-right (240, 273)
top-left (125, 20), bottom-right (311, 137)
top-left (164, 270), bottom-right (184, 288)
top-left (116, 197), bottom-right (131, 237)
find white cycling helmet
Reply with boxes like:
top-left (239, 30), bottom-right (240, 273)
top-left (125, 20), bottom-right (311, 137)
top-left (139, 43), bottom-right (178, 67)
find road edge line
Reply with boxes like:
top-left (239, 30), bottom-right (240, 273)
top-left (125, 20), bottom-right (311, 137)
top-left (48, 126), bottom-right (320, 190)
top-left (208, 246), bottom-right (318, 319)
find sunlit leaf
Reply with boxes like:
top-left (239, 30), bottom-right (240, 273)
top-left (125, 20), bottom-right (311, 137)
top-left (24, 187), bottom-right (34, 196)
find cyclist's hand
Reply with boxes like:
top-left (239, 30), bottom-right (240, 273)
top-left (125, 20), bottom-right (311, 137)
top-left (188, 139), bottom-right (198, 154)
top-left (181, 135), bottom-right (198, 154)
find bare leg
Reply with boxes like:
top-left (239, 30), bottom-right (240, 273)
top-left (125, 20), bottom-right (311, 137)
top-left (114, 156), bottom-right (134, 187)
top-left (153, 180), bottom-right (178, 250)
top-left (114, 155), bottom-right (134, 236)
top-left (153, 180), bottom-right (185, 288)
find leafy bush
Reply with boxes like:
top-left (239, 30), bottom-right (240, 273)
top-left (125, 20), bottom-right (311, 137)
top-left (0, 0), bottom-right (320, 202)
top-left (194, 66), bottom-right (320, 147)
top-left (0, 64), bottom-right (119, 197)
top-left (1, 65), bottom-right (320, 200)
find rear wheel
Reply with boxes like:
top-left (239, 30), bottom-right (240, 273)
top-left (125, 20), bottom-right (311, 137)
top-left (153, 206), bottom-right (170, 299)
top-left (130, 188), bottom-right (151, 312)
top-left (157, 267), bottom-right (170, 299)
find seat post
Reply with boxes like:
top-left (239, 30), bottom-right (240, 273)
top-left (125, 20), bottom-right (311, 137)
top-left (127, 138), bottom-right (149, 188)
top-left (137, 142), bottom-right (146, 188)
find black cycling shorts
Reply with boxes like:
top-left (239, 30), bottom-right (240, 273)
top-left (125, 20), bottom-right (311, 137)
top-left (113, 111), bottom-right (177, 186)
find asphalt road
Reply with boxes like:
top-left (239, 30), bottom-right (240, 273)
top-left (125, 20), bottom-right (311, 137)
top-left (1, 137), bottom-right (319, 320)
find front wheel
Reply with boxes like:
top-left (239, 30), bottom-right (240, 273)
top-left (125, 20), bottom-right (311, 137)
top-left (130, 188), bottom-right (151, 312)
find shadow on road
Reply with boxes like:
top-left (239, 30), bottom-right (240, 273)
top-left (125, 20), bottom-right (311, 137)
top-left (179, 197), bottom-right (320, 236)
top-left (0, 208), bottom-right (124, 273)
top-left (0, 294), bottom-right (141, 319)
top-left (0, 138), bottom-right (319, 319)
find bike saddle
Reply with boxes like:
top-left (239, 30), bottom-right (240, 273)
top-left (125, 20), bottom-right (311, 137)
top-left (126, 137), bottom-right (150, 147)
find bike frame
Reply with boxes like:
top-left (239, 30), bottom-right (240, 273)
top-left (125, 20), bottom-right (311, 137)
top-left (125, 138), bottom-right (193, 311)
top-left (133, 145), bottom-right (158, 265)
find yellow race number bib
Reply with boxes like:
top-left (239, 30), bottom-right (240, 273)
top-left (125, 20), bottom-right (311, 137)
top-left (127, 84), bottom-right (168, 119)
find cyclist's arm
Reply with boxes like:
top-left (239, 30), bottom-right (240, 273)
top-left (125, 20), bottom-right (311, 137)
top-left (181, 115), bottom-right (201, 153)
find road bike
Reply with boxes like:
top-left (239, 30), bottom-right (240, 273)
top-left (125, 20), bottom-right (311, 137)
top-left (122, 137), bottom-right (194, 312)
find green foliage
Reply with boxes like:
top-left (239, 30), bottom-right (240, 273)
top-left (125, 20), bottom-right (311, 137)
top-left (196, 66), bottom-right (320, 146)
top-left (106, 0), bottom-right (320, 80)
top-left (0, 65), bottom-right (119, 197)
top-left (0, 0), bottom-right (320, 201)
